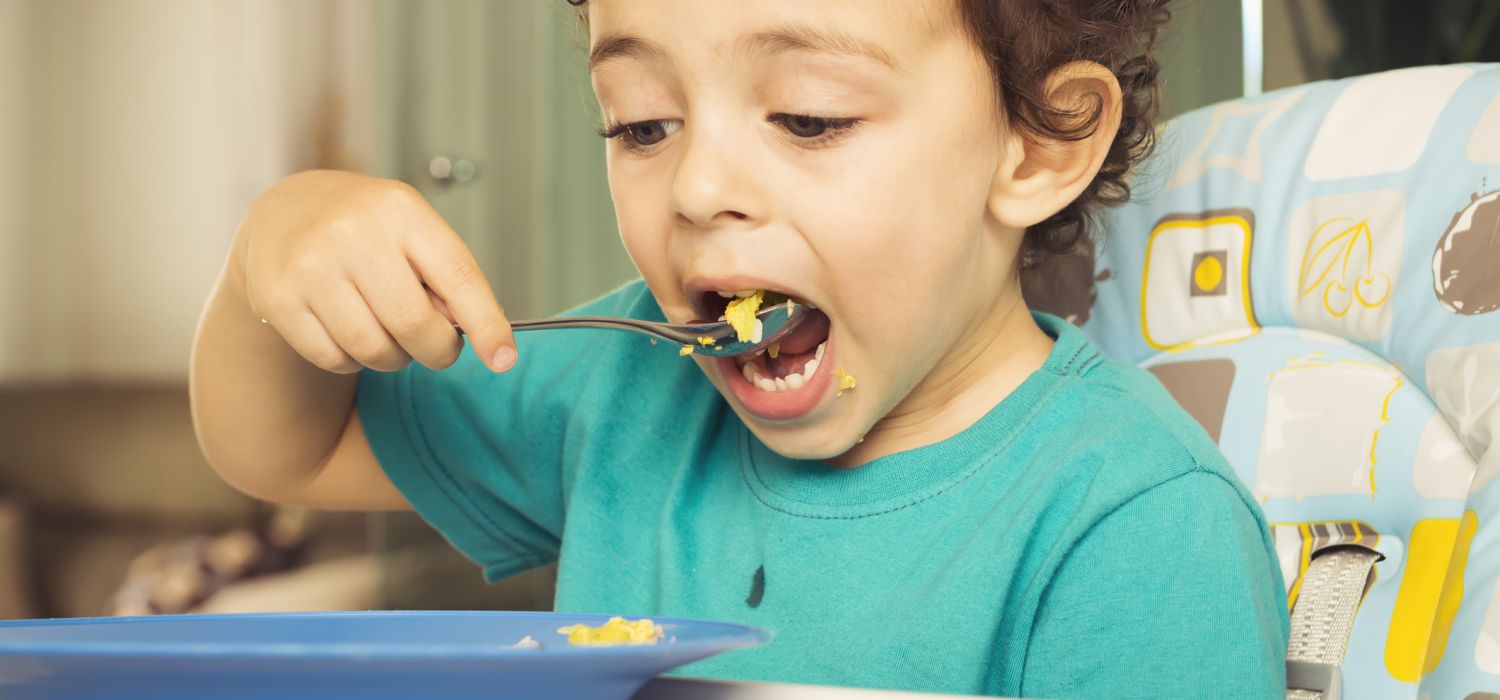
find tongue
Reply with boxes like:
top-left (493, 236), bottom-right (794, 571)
top-left (774, 310), bottom-right (830, 355)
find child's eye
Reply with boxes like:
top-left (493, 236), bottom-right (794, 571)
top-left (598, 119), bottom-right (682, 151)
top-left (768, 114), bottom-right (861, 146)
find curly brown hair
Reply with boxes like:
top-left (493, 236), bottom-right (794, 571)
top-left (565, 0), bottom-right (1172, 270)
top-left (956, 0), bottom-right (1172, 268)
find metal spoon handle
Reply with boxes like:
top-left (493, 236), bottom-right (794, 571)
top-left (458, 303), bottom-right (807, 358)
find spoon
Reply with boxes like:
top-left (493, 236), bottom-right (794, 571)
top-left (460, 303), bottom-right (810, 358)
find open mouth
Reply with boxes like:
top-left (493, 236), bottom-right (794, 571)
top-left (733, 308), bottom-right (829, 391)
top-left (692, 287), bottom-right (838, 420)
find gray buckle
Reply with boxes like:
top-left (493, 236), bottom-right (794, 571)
top-left (1287, 658), bottom-right (1342, 700)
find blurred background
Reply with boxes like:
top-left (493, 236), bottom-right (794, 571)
top-left (0, 0), bottom-right (1495, 621)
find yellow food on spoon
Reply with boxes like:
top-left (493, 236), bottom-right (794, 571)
top-left (835, 368), bottom-right (856, 396)
top-left (723, 291), bottom-right (765, 343)
top-left (557, 617), bottom-right (664, 646)
top-left (679, 344), bottom-right (695, 356)
top-left (697, 336), bottom-right (715, 346)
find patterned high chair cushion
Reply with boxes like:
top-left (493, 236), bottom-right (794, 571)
top-left (1062, 64), bottom-right (1500, 699)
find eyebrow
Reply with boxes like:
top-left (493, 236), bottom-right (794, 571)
top-left (588, 35), bottom-right (662, 72)
top-left (742, 25), bottom-right (901, 71)
top-left (588, 25), bottom-right (900, 73)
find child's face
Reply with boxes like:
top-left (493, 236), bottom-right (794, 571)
top-left (589, 0), bottom-right (1029, 460)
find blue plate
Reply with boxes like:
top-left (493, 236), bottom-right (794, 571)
top-left (0, 611), bottom-right (769, 700)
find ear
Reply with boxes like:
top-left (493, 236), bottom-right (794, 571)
top-left (987, 61), bottom-right (1123, 230)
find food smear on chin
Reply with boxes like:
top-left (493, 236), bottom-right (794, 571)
top-left (835, 368), bottom-right (856, 397)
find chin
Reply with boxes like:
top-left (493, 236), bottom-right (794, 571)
top-left (736, 408), bottom-right (867, 461)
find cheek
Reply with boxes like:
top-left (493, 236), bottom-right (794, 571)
top-left (608, 159), bottom-right (690, 319)
top-left (791, 127), bottom-right (998, 332)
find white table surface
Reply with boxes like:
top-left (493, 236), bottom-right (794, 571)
top-left (632, 677), bottom-right (1011, 699)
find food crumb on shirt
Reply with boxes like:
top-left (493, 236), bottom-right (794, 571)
top-left (557, 617), bottom-right (664, 646)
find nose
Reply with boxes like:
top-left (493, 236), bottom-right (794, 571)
top-left (670, 122), bottom-right (761, 230)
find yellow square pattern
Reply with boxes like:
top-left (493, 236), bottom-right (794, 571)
top-left (1141, 211), bottom-right (1259, 350)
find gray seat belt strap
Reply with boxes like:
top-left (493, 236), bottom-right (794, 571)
top-left (1285, 545), bottom-right (1383, 700)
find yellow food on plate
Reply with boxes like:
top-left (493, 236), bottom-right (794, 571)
top-left (557, 617), bottom-right (664, 646)
top-left (723, 290), bottom-right (765, 343)
top-left (835, 368), bottom-right (856, 396)
top-left (679, 344), bottom-right (695, 356)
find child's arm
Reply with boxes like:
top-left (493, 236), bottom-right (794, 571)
top-left (190, 170), bottom-right (518, 510)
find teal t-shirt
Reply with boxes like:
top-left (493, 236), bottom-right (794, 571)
top-left (357, 280), bottom-right (1289, 698)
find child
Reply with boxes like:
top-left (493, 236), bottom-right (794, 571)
top-left (191, 0), bottom-right (1289, 697)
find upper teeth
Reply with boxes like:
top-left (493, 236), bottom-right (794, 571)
top-left (713, 290), bottom-right (820, 310)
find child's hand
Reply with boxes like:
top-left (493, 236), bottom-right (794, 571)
top-left (233, 170), bottom-right (516, 374)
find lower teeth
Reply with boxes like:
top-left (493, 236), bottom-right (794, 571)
top-left (741, 341), bottom-right (826, 392)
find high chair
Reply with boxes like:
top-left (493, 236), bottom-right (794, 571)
top-left (1032, 64), bottom-right (1500, 699)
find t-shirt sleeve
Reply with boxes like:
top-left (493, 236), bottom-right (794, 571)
top-left (1020, 469), bottom-right (1290, 699)
top-left (356, 280), bottom-right (661, 583)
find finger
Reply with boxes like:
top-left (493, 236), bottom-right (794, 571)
top-left (406, 226), bottom-right (516, 372)
top-left (350, 259), bottom-right (464, 370)
top-left (426, 287), bottom-right (456, 325)
top-left (308, 282), bottom-right (412, 373)
top-left (271, 307), bottom-right (362, 375)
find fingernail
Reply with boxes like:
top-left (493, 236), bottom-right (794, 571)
top-left (491, 346), bottom-right (517, 372)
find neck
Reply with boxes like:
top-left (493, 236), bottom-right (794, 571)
top-left (827, 283), bottom-right (1054, 468)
